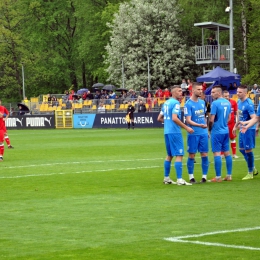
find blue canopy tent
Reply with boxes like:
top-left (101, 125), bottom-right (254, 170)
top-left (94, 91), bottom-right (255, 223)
top-left (197, 66), bottom-right (241, 95)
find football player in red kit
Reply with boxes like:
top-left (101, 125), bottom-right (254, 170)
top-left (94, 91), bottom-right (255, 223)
top-left (223, 90), bottom-right (238, 158)
top-left (0, 100), bottom-right (14, 149)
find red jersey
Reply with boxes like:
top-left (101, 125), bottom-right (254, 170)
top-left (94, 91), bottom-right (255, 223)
top-left (229, 98), bottom-right (237, 125)
top-left (163, 90), bottom-right (170, 98)
top-left (0, 106), bottom-right (8, 130)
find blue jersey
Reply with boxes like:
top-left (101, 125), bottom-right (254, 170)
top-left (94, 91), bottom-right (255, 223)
top-left (184, 99), bottom-right (207, 135)
top-left (257, 103), bottom-right (260, 117)
top-left (161, 98), bottom-right (181, 134)
top-left (238, 98), bottom-right (256, 130)
top-left (210, 98), bottom-right (231, 134)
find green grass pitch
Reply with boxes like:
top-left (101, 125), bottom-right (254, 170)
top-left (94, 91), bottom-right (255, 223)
top-left (1, 128), bottom-right (260, 259)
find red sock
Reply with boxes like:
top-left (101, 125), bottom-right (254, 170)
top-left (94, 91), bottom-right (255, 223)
top-left (231, 142), bottom-right (236, 155)
top-left (0, 144), bottom-right (4, 157)
top-left (5, 136), bottom-right (10, 146)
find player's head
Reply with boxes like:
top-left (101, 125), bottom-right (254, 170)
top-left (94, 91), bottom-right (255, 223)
top-left (211, 85), bottom-right (223, 100)
top-left (237, 85), bottom-right (248, 100)
top-left (171, 85), bottom-right (182, 100)
top-left (192, 82), bottom-right (203, 98)
top-left (223, 90), bottom-right (230, 100)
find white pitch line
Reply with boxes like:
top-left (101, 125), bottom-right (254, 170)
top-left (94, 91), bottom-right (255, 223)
top-left (0, 165), bottom-right (160, 179)
top-left (3, 156), bottom-right (260, 170)
top-left (164, 226), bottom-right (260, 251)
top-left (3, 158), bottom-right (164, 169)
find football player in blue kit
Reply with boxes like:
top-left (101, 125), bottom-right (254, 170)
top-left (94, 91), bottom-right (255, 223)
top-left (157, 85), bottom-right (194, 185)
top-left (184, 82), bottom-right (209, 184)
top-left (209, 85), bottom-right (232, 182)
top-left (233, 85), bottom-right (258, 180)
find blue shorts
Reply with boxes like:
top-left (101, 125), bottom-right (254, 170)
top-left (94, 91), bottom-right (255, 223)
top-left (187, 134), bottom-right (209, 153)
top-left (211, 133), bottom-right (229, 153)
top-left (165, 133), bottom-right (184, 156)
top-left (239, 129), bottom-right (255, 150)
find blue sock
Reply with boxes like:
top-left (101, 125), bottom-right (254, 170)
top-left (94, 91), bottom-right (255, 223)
top-left (240, 149), bottom-right (248, 163)
top-left (164, 160), bottom-right (171, 177)
top-left (246, 152), bottom-right (254, 172)
top-left (174, 162), bottom-right (182, 179)
top-left (225, 155), bottom-right (232, 175)
top-left (187, 158), bottom-right (194, 174)
top-left (201, 156), bottom-right (209, 175)
top-left (214, 156), bottom-right (222, 177)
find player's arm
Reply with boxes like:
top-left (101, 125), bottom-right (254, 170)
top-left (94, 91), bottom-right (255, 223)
top-left (240, 114), bottom-right (258, 133)
top-left (157, 112), bottom-right (164, 123)
top-left (185, 116), bottom-right (207, 128)
top-left (208, 114), bottom-right (215, 132)
top-left (172, 114), bottom-right (194, 134)
top-left (4, 108), bottom-right (9, 121)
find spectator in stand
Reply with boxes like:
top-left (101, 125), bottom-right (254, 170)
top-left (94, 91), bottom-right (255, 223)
top-left (97, 103), bottom-right (105, 113)
top-left (163, 88), bottom-right (171, 100)
top-left (86, 91), bottom-right (94, 100)
top-left (68, 90), bottom-right (74, 101)
top-left (138, 100), bottom-right (147, 113)
top-left (202, 82), bottom-right (207, 92)
top-left (78, 95), bottom-right (83, 104)
top-left (181, 79), bottom-right (188, 96)
top-left (139, 87), bottom-right (145, 97)
top-left (109, 90), bottom-right (116, 99)
top-left (47, 94), bottom-right (52, 104)
top-left (130, 90), bottom-right (137, 99)
top-left (187, 79), bottom-right (193, 96)
top-left (82, 91), bottom-right (87, 100)
top-left (142, 88), bottom-right (149, 98)
top-left (51, 95), bottom-right (58, 106)
top-left (0, 100), bottom-right (14, 149)
top-left (155, 87), bottom-right (164, 100)
top-left (62, 91), bottom-right (69, 103)
top-left (94, 90), bottom-right (101, 99)
top-left (251, 84), bottom-right (259, 94)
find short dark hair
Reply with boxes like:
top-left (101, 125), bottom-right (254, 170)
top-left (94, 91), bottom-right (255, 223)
top-left (238, 84), bottom-right (248, 90)
top-left (171, 85), bottom-right (181, 90)
top-left (192, 82), bottom-right (202, 89)
top-left (223, 90), bottom-right (229, 94)
top-left (212, 85), bottom-right (223, 92)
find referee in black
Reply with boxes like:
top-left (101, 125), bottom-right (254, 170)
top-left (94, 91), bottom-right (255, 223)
top-left (126, 100), bottom-right (135, 130)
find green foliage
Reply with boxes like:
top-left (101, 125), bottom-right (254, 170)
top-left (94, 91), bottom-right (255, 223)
top-left (106, 0), bottom-right (194, 90)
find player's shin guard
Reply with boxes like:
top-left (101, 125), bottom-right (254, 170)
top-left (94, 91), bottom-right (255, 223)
top-left (230, 140), bottom-right (236, 155)
top-left (214, 156), bottom-right (222, 177)
top-left (201, 156), bottom-right (209, 175)
top-left (246, 151), bottom-right (254, 173)
top-left (174, 162), bottom-right (182, 179)
top-left (187, 158), bottom-right (194, 174)
top-left (225, 155), bottom-right (232, 175)
top-left (5, 136), bottom-right (11, 146)
top-left (240, 149), bottom-right (248, 163)
top-left (127, 122), bottom-right (130, 129)
top-left (164, 160), bottom-right (171, 177)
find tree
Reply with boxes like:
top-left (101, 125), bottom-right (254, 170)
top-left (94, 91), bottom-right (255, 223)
top-left (105, 0), bottom-right (194, 90)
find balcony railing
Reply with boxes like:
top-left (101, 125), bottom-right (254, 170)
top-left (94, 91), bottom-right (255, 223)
top-left (195, 45), bottom-right (230, 63)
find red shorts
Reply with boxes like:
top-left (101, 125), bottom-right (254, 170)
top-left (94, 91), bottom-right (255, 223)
top-left (228, 122), bottom-right (236, 139)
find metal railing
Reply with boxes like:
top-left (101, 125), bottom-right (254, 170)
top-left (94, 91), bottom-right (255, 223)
top-left (195, 45), bottom-right (230, 61)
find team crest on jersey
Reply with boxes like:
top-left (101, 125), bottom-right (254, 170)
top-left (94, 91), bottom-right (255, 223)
top-left (179, 149), bottom-right (183, 153)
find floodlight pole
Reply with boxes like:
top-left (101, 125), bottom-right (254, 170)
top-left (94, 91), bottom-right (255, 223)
top-left (147, 54), bottom-right (150, 92)
top-left (21, 62), bottom-right (26, 100)
top-left (121, 57), bottom-right (125, 88)
top-left (229, 0), bottom-right (234, 73)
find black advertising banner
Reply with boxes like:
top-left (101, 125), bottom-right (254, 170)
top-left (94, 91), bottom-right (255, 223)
top-left (6, 115), bottom-right (55, 129)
